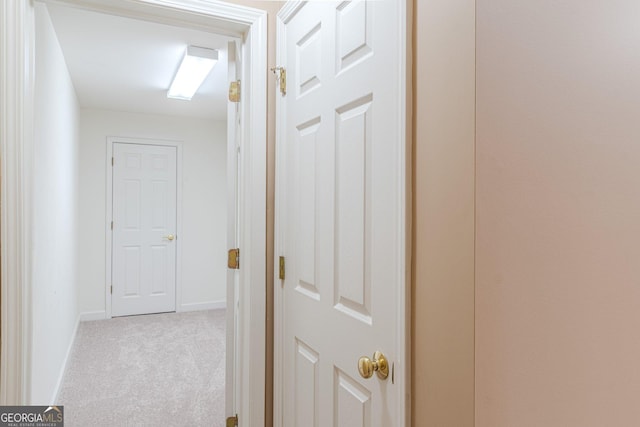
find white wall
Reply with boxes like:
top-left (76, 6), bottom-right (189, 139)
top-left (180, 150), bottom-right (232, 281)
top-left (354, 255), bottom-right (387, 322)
top-left (78, 109), bottom-right (227, 316)
top-left (32, 3), bottom-right (81, 404)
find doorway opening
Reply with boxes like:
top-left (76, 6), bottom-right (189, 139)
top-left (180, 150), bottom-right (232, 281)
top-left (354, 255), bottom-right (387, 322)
top-left (0, 1), bottom-right (266, 424)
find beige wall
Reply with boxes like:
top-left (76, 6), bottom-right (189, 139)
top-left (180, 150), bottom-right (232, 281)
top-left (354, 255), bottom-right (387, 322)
top-left (412, 0), bottom-right (476, 425)
top-left (476, 0), bottom-right (640, 425)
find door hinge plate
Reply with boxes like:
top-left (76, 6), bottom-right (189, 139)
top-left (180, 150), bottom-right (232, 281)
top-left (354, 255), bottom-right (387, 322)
top-left (229, 81), bottom-right (241, 102)
top-left (112, 157), bottom-right (114, 166)
top-left (226, 414), bottom-right (238, 427)
top-left (279, 256), bottom-right (285, 280)
top-left (110, 285), bottom-right (113, 295)
top-left (271, 66), bottom-right (286, 96)
top-left (228, 248), bottom-right (240, 269)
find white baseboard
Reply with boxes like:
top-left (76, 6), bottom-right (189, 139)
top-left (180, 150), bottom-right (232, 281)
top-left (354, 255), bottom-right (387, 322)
top-left (51, 313), bottom-right (80, 404)
top-left (79, 310), bottom-right (106, 321)
top-left (179, 300), bottom-right (226, 312)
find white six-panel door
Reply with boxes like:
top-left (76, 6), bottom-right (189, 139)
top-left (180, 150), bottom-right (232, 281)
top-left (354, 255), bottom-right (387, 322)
top-left (278, 1), bottom-right (407, 426)
top-left (112, 142), bottom-right (178, 317)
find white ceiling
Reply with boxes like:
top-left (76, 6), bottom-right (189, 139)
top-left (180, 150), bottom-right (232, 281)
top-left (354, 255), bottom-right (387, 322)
top-left (47, 4), bottom-right (234, 120)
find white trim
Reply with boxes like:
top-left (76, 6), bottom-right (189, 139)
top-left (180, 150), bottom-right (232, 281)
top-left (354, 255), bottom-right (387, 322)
top-left (180, 300), bottom-right (226, 312)
top-left (2, 1), bottom-right (268, 419)
top-left (42, 0), bottom-right (262, 36)
top-left (396, 1), bottom-right (412, 425)
top-left (278, 0), bottom-right (304, 22)
top-left (236, 11), bottom-right (268, 426)
top-left (106, 136), bottom-right (184, 319)
top-left (225, 39), bottom-right (240, 419)
top-left (79, 311), bottom-right (107, 322)
top-left (0, 1), bottom-right (35, 405)
top-left (273, 7), bottom-right (290, 427)
top-left (273, 2), bottom-right (411, 425)
top-left (402, 0), bottom-right (414, 424)
top-left (51, 314), bottom-right (81, 404)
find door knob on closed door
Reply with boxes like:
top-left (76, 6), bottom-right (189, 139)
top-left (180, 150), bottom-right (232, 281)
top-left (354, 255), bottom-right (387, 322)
top-left (358, 351), bottom-right (389, 380)
top-left (163, 234), bottom-right (175, 241)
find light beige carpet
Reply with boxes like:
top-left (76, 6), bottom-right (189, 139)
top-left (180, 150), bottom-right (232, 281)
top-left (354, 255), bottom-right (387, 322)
top-left (57, 310), bottom-right (226, 427)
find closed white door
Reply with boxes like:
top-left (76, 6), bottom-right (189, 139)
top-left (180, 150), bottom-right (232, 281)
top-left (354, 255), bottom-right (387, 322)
top-left (278, 1), bottom-right (407, 426)
top-left (112, 142), bottom-right (177, 317)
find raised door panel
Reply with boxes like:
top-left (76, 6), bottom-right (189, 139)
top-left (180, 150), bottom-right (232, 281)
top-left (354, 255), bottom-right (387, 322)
top-left (334, 95), bottom-right (373, 325)
top-left (296, 118), bottom-right (322, 300)
top-left (295, 339), bottom-right (320, 427)
top-left (335, 368), bottom-right (371, 427)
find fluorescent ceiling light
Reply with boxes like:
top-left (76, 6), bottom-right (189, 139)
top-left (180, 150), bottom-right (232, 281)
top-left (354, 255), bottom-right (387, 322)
top-left (167, 46), bottom-right (218, 100)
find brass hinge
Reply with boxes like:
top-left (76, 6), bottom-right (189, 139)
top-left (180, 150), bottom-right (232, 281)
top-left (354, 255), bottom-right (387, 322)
top-left (270, 66), bottom-right (286, 96)
top-left (229, 81), bottom-right (241, 102)
top-left (228, 248), bottom-right (240, 269)
top-left (279, 256), bottom-right (285, 280)
top-left (226, 414), bottom-right (238, 427)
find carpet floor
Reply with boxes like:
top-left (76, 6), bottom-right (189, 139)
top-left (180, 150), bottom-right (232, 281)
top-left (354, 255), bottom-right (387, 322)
top-left (57, 310), bottom-right (226, 427)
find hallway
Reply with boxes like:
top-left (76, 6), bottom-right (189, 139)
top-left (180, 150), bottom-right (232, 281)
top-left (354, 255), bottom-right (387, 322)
top-left (57, 310), bottom-right (225, 426)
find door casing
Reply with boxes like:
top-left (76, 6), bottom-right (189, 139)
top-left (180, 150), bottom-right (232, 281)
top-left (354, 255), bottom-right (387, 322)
top-left (0, 3), bottom-right (267, 425)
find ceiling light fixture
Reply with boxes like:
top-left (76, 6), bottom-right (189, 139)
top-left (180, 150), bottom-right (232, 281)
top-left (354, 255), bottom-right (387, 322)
top-left (167, 46), bottom-right (218, 100)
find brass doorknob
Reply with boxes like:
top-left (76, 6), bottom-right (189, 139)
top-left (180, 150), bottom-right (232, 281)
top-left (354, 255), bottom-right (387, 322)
top-left (358, 351), bottom-right (389, 380)
top-left (164, 234), bottom-right (175, 241)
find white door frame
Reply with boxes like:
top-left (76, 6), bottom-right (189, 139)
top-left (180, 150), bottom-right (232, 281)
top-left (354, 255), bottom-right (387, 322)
top-left (0, 2), bottom-right (267, 423)
top-left (226, 39), bottom-right (241, 418)
top-left (273, 1), bottom-right (412, 426)
top-left (106, 137), bottom-right (184, 319)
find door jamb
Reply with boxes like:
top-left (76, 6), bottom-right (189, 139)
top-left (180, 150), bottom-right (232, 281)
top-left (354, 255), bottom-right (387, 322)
top-left (106, 137), bottom-right (184, 319)
top-left (0, 3), bottom-right (267, 423)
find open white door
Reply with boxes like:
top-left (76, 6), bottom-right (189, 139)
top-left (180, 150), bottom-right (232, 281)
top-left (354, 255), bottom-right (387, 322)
top-left (275, 1), bottom-right (409, 426)
top-left (226, 39), bottom-right (242, 421)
